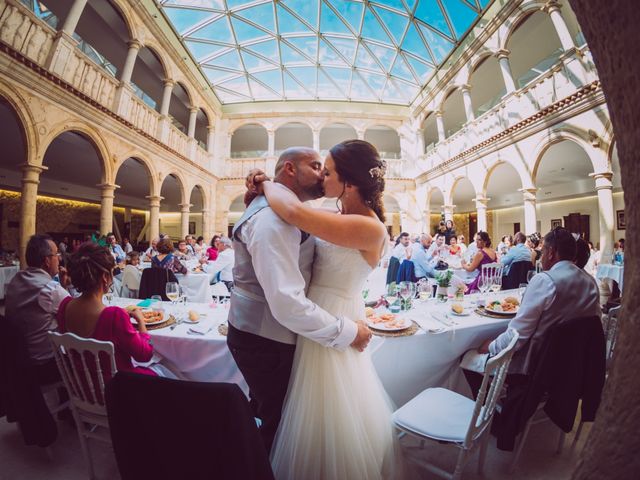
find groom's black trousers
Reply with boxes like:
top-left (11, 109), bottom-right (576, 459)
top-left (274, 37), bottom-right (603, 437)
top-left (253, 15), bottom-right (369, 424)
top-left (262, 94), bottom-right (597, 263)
top-left (227, 323), bottom-right (295, 455)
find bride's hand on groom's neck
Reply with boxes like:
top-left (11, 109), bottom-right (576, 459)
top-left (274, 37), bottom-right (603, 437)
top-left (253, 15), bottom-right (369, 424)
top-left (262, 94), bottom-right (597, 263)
top-left (244, 169), bottom-right (270, 206)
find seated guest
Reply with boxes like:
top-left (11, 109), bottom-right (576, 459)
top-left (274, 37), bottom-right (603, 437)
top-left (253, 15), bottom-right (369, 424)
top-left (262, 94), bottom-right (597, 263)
top-left (107, 233), bottom-right (126, 264)
top-left (443, 220), bottom-right (456, 245)
top-left (194, 236), bottom-right (205, 257)
top-left (461, 231), bottom-right (497, 292)
top-left (426, 233), bottom-right (448, 259)
top-left (457, 235), bottom-right (467, 255)
top-left (497, 235), bottom-right (512, 257)
top-left (175, 239), bottom-right (192, 260)
top-left (448, 236), bottom-right (462, 256)
top-left (527, 233), bottom-right (543, 262)
top-left (500, 232), bottom-right (534, 274)
top-left (122, 237), bottom-right (133, 254)
top-left (184, 235), bottom-right (196, 255)
top-left (122, 252), bottom-right (142, 297)
top-left (5, 234), bottom-right (70, 385)
top-left (411, 234), bottom-right (436, 280)
top-left (206, 235), bottom-right (220, 261)
top-left (617, 238), bottom-right (625, 252)
top-left (57, 243), bottom-right (156, 378)
top-left (574, 237), bottom-right (591, 270)
top-left (461, 227), bottom-right (601, 391)
top-left (144, 237), bottom-right (160, 261)
top-left (391, 232), bottom-right (412, 262)
top-left (203, 236), bottom-right (235, 291)
top-left (152, 237), bottom-right (187, 275)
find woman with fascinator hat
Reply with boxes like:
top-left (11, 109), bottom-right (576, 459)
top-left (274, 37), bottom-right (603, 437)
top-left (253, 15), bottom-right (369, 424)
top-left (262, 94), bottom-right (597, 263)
top-left (249, 140), bottom-right (403, 480)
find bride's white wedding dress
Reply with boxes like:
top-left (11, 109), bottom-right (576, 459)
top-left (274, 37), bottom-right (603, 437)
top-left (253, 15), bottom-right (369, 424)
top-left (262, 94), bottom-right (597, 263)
top-left (271, 238), bottom-right (402, 480)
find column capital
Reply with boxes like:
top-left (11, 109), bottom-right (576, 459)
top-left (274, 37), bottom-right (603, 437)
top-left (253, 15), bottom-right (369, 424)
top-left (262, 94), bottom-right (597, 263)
top-left (434, 110), bottom-right (444, 117)
top-left (590, 171), bottom-right (614, 190)
top-left (207, 124), bottom-right (215, 133)
top-left (127, 39), bottom-right (143, 50)
top-left (460, 83), bottom-right (472, 93)
top-left (96, 182), bottom-right (119, 190)
top-left (495, 49), bottom-right (511, 60)
top-left (188, 105), bottom-right (199, 114)
top-left (178, 203), bottom-right (193, 212)
top-left (20, 163), bottom-right (48, 175)
top-left (162, 78), bottom-right (175, 88)
top-left (474, 196), bottom-right (490, 207)
top-left (442, 204), bottom-right (456, 211)
top-left (146, 195), bottom-right (164, 207)
top-left (542, 0), bottom-right (562, 14)
top-left (519, 188), bottom-right (538, 201)
top-left (589, 170), bottom-right (613, 181)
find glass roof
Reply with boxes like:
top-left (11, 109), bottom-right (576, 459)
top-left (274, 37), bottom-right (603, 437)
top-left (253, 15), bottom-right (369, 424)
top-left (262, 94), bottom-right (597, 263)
top-left (159, 0), bottom-right (491, 105)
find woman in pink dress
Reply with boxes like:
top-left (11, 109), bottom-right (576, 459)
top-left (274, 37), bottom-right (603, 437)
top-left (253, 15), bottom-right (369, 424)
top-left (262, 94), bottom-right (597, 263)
top-left (57, 242), bottom-right (156, 381)
top-left (206, 235), bottom-right (220, 261)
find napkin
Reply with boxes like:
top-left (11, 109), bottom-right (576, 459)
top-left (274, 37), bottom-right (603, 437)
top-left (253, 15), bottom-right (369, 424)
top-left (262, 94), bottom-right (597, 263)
top-left (137, 299), bottom-right (153, 307)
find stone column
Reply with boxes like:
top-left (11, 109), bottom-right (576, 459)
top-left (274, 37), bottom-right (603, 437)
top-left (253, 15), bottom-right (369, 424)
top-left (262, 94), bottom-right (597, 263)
top-left (543, 0), bottom-right (576, 52)
top-left (267, 129), bottom-right (275, 157)
top-left (356, 129), bottom-right (365, 140)
top-left (159, 79), bottom-right (174, 117)
top-left (416, 128), bottom-right (425, 156)
top-left (206, 125), bottom-right (215, 154)
top-left (435, 111), bottom-right (446, 142)
top-left (146, 195), bottom-right (162, 242)
top-left (496, 49), bottom-right (517, 94)
top-left (201, 208), bottom-right (210, 241)
top-left (520, 188), bottom-right (538, 234)
top-left (187, 106), bottom-right (198, 138)
top-left (179, 203), bottom-right (191, 238)
top-left (443, 204), bottom-right (455, 222)
top-left (60, 0), bottom-right (89, 36)
top-left (226, 133), bottom-right (233, 160)
top-left (461, 84), bottom-right (475, 122)
top-left (98, 183), bottom-right (119, 235)
top-left (475, 196), bottom-right (490, 232)
top-left (119, 40), bottom-right (141, 86)
top-left (590, 171), bottom-right (615, 257)
top-left (18, 164), bottom-right (46, 266)
top-left (312, 129), bottom-right (320, 152)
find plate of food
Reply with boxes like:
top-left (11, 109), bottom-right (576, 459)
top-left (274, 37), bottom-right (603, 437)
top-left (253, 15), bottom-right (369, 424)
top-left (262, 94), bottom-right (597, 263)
top-left (450, 303), bottom-right (471, 316)
top-left (365, 307), bottom-right (410, 331)
top-left (182, 310), bottom-right (201, 324)
top-left (484, 297), bottom-right (520, 315)
top-left (127, 306), bottom-right (167, 326)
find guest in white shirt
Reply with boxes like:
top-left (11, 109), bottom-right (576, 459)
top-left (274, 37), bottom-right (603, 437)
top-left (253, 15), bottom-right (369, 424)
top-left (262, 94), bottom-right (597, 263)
top-left (426, 233), bottom-right (447, 259)
top-left (457, 235), bottom-right (467, 255)
top-left (144, 237), bottom-right (159, 261)
top-left (391, 232), bottom-right (411, 262)
top-left (203, 236), bottom-right (235, 290)
top-left (5, 234), bottom-right (70, 385)
top-left (461, 227), bottom-right (601, 392)
top-left (185, 235), bottom-right (196, 255)
top-left (122, 237), bottom-right (133, 254)
top-left (411, 234), bottom-right (436, 279)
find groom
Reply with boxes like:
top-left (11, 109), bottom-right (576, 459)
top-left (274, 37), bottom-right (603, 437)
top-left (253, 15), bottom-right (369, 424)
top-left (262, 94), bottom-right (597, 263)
top-left (227, 147), bottom-right (372, 454)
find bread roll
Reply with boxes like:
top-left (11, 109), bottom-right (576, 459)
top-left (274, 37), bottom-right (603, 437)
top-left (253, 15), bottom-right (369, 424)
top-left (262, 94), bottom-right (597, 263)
top-left (451, 303), bottom-right (464, 314)
top-left (365, 307), bottom-right (375, 318)
top-left (188, 310), bottom-right (200, 321)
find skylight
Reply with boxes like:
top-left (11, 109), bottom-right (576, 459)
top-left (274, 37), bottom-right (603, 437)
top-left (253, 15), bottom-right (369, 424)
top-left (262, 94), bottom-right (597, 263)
top-left (159, 0), bottom-right (490, 105)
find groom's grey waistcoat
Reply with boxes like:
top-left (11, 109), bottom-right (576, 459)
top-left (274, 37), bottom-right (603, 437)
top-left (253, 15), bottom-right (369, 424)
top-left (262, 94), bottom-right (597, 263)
top-left (228, 195), bottom-right (314, 345)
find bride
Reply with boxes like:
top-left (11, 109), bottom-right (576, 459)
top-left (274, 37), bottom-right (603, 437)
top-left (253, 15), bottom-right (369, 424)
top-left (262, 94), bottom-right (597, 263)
top-left (252, 140), bottom-right (402, 480)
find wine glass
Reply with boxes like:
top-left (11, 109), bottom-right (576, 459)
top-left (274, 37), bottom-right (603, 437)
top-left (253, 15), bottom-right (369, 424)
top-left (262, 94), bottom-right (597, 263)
top-left (518, 283), bottom-right (528, 299)
top-left (490, 275), bottom-right (502, 293)
top-left (165, 282), bottom-right (180, 306)
top-left (418, 280), bottom-right (431, 302)
top-left (478, 274), bottom-right (491, 295)
top-left (103, 283), bottom-right (114, 306)
top-left (385, 284), bottom-right (398, 308)
top-left (398, 282), bottom-right (415, 310)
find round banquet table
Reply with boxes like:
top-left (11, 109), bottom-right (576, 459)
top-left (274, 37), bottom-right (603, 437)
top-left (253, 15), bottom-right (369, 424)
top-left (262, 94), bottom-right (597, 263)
top-left (112, 289), bottom-right (516, 407)
top-left (596, 263), bottom-right (624, 292)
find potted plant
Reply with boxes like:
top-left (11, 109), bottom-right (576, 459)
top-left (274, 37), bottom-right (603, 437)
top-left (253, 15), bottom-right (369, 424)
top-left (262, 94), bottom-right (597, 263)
top-left (435, 270), bottom-right (453, 302)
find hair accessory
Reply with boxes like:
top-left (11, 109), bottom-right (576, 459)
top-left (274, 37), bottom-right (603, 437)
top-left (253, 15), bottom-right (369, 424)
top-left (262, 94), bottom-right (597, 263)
top-left (369, 160), bottom-right (387, 179)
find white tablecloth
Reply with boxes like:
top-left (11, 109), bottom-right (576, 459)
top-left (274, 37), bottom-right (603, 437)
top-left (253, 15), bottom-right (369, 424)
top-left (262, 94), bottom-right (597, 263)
top-left (0, 265), bottom-right (19, 300)
top-left (596, 264), bottom-right (624, 292)
top-left (111, 298), bottom-right (247, 393)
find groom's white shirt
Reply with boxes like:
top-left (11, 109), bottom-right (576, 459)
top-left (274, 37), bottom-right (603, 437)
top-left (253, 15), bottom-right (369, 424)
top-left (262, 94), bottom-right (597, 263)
top-left (234, 195), bottom-right (358, 350)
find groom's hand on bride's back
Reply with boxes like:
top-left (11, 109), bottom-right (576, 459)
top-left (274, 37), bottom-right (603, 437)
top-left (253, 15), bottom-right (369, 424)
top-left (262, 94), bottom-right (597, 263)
top-left (351, 320), bottom-right (373, 352)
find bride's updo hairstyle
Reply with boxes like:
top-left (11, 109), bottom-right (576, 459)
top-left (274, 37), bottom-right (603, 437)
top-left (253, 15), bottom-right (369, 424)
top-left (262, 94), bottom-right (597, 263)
top-left (68, 242), bottom-right (115, 294)
top-left (329, 139), bottom-right (386, 223)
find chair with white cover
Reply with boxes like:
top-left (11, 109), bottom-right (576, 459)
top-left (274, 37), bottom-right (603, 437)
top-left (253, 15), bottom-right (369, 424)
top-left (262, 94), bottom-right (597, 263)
top-left (393, 332), bottom-right (519, 479)
top-left (49, 332), bottom-right (116, 479)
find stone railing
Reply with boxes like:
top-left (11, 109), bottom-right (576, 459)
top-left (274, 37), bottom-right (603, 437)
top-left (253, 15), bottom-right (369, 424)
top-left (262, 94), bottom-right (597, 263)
top-left (0, 0), bottom-right (118, 109)
top-left (123, 94), bottom-right (161, 138)
top-left (194, 144), bottom-right (210, 169)
top-left (167, 123), bottom-right (190, 159)
top-left (423, 47), bottom-right (596, 169)
top-left (225, 158), bottom-right (268, 178)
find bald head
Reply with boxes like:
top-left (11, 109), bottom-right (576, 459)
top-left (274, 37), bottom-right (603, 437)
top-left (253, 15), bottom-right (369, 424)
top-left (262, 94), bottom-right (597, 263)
top-left (274, 147), bottom-right (320, 178)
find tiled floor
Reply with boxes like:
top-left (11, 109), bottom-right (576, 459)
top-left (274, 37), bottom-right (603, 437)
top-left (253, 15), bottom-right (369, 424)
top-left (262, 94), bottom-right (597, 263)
top-left (1, 412), bottom-right (583, 480)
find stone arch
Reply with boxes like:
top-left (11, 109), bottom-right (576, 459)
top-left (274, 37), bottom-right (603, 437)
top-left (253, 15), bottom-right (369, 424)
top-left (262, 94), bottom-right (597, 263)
top-left (531, 129), bottom-right (604, 182)
top-left (500, 1), bottom-right (548, 50)
top-left (482, 159), bottom-right (528, 195)
top-left (107, 0), bottom-right (140, 41)
top-left (114, 152), bottom-right (159, 196)
top-left (437, 85), bottom-right (462, 112)
top-left (461, 49), bottom-right (497, 84)
top-left (174, 80), bottom-right (193, 106)
top-left (160, 170), bottom-right (188, 205)
top-left (273, 118), bottom-right (314, 131)
top-left (39, 123), bottom-right (111, 184)
top-left (189, 183), bottom-right (208, 211)
top-left (138, 41), bottom-right (170, 81)
top-left (229, 119), bottom-right (268, 135)
top-left (449, 175), bottom-right (478, 206)
top-left (0, 85), bottom-right (35, 163)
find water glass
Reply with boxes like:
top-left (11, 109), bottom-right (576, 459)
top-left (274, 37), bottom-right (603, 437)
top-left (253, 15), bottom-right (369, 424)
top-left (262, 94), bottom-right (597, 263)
top-left (166, 282), bottom-right (180, 306)
top-left (150, 295), bottom-right (162, 305)
top-left (518, 283), bottom-right (528, 299)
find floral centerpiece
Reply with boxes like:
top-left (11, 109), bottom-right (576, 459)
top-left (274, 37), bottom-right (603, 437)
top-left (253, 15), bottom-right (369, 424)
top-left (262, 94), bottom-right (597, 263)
top-left (435, 270), bottom-right (454, 302)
